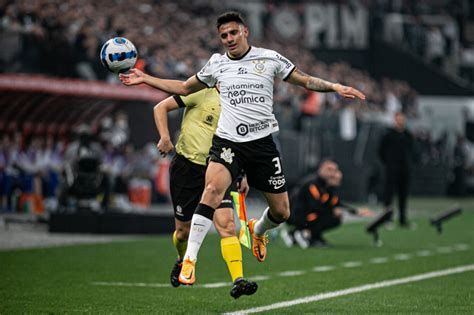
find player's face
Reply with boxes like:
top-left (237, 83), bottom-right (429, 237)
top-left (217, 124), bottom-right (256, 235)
top-left (218, 22), bottom-right (249, 58)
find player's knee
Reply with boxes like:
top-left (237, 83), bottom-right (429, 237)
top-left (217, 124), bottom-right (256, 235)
top-left (175, 226), bottom-right (190, 241)
top-left (204, 182), bottom-right (220, 195)
top-left (270, 206), bottom-right (290, 223)
top-left (280, 209), bottom-right (290, 222)
top-left (203, 183), bottom-right (225, 204)
top-left (216, 220), bottom-right (236, 238)
top-left (275, 201), bottom-right (291, 222)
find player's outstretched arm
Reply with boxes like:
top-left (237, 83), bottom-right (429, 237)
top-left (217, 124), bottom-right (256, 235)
top-left (154, 96), bottom-right (180, 157)
top-left (119, 68), bottom-right (206, 96)
top-left (287, 68), bottom-right (366, 100)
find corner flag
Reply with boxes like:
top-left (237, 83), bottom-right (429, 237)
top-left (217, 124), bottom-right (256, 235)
top-left (230, 191), bottom-right (252, 249)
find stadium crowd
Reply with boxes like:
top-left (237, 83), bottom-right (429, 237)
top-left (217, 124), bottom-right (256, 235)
top-left (0, 0), bottom-right (420, 121)
top-left (0, 0), bottom-right (471, 212)
top-left (0, 112), bottom-right (170, 213)
top-left (371, 0), bottom-right (474, 82)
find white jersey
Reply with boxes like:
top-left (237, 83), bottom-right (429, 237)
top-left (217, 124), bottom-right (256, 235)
top-left (196, 46), bottom-right (295, 142)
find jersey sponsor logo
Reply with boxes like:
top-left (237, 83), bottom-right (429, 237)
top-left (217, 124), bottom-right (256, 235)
top-left (236, 124), bottom-right (249, 136)
top-left (268, 175), bottom-right (286, 190)
top-left (220, 147), bottom-right (235, 164)
top-left (176, 205), bottom-right (184, 216)
top-left (252, 60), bottom-right (266, 73)
top-left (237, 67), bottom-right (248, 74)
top-left (275, 54), bottom-right (292, 69)
top-left (223, 83), bottom-right (264, 91)
top-left (228, 90), bottom-right (265, 106)
top-left (236, 120), bottom-right (273, 136)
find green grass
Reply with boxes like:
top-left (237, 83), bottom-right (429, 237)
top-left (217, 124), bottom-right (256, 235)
top-left (1, 197), bottom-right (473, 314)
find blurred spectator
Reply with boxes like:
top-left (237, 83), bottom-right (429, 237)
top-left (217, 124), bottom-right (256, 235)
top-left (464, 107), bottom-right (474, 143)
top-left (60, 124), bottom-right (106, 212)
top-left (425, 25), bottom-right (445, 67)
top-left (378, 112), bottom-right (415, 228)
top-left (296, 91), bottom-right (323, 131)
top-left (448, 134), bottom-right (468, 196)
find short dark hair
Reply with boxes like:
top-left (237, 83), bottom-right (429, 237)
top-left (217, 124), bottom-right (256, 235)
top-left (317, 158), bottom-right (337, 171)
top-left (216, 11), bottom-right (246, 29)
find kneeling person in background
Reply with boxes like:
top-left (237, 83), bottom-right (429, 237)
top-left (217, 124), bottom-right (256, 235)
top-left (281, 159), bottom-right (371, 248)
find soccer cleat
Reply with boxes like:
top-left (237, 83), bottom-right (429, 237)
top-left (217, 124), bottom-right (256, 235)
top-left (170, 258), bottom-right (183, 287)
top-left (293, 230), bottom-right (310, 249)
top-left (248, 219), bottom-right (268, 262)
top-left (230, 278), bottom-right (258, 299)
top-left (178, 258), bottom-right (196, 285)
top-left (280, 227), bottom-right (294, 247)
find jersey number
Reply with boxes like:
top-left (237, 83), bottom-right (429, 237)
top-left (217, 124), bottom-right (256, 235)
top-left (272, 157), bottom-right (282, 175)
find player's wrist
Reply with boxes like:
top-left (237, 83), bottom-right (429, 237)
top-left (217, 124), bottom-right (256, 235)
top-left (142, 73), bottom-right (152, 84)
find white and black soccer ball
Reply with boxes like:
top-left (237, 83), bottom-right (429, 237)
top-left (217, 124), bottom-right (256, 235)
top-left (100, 37), bottom-right (137, 73)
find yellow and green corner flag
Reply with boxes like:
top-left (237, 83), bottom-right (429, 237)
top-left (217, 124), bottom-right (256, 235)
top-left (230, 191), bottom-right (252, 249)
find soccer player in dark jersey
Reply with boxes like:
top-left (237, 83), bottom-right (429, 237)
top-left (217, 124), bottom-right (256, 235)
top-left (154, 88), bottom-right (257, 298)
top-left (120, 12), bottom-right (365, 285)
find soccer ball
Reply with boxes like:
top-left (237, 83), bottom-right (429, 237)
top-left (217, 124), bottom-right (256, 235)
top-left (100, 37), bottom-right (137, 73)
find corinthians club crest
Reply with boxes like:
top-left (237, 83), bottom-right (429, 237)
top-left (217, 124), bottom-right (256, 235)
top-left (253, 60), bottom-right (266, 74)
top-left (220, 147), bottom-right (235, 164)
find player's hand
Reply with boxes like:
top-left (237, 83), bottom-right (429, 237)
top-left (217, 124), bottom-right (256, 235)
top-left (119, 68), bottom-right (146, 86)
top-left (333, 83), bottom-right (366, 100)
top-left (237, 175), bottom-right (250, 196)
top-left (157, 138), bottom-right (174, 157)
top-left (358, 207), bottom-right (374, 217)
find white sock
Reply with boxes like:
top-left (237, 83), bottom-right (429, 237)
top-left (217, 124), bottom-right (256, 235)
top-left (183, 214), bottom-right (213, 261)
top-left (254, 207), bottom-right (281, 236)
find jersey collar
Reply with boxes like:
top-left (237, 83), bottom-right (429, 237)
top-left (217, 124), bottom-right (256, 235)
top-left (226, 46), bottom-right (252, 61)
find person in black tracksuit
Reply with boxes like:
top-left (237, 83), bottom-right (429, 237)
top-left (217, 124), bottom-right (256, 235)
top-left (282, 159), bottom-right (371, 248)
top-left (378, 112), bottom-right (414, 227)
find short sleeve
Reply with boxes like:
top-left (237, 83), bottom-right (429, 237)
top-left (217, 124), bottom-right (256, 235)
top-left (196, 55), bottom-right (219, 88)
top-left (273, 51), bottom-right (296, 81)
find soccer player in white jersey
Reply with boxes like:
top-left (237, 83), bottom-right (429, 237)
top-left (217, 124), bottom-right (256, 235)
top-left (119, 12), bottom-right (365, 285)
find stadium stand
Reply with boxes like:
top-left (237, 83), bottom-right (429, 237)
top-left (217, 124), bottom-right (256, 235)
top-left (0, 0), bottom-right (473, 220)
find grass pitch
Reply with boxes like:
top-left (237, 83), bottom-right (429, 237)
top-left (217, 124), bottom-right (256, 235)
top-left (1, 197), bottom-right (473, 314)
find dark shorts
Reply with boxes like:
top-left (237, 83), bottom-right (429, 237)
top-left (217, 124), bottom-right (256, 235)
top-left (169, 154), bottom-right (233, 222)
top-left (208, 134), bottom-right (287, 193)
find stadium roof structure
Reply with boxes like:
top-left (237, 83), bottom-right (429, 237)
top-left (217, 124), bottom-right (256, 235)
top-left (0, 74), bottom-right (167, 137)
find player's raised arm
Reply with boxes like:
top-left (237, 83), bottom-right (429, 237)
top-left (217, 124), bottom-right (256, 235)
top-left (153, 96), bottom-right (181, 157)
top-left (286, 68), bottom-right (366, 100)
top-left (119, 68), bottom-right (206, 96)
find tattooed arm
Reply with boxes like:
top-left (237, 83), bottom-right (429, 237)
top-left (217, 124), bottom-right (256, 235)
top-left (286, 68), bottom-right (366, 100)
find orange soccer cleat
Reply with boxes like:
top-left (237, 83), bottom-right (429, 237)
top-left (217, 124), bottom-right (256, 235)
top-left (248, 219), bottom-right (269, 262)
top-left (178, 258), bottom-right (196, 285)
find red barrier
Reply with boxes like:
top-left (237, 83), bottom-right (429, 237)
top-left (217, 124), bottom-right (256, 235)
top-left (0, 74), bottom-right (168, 102)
